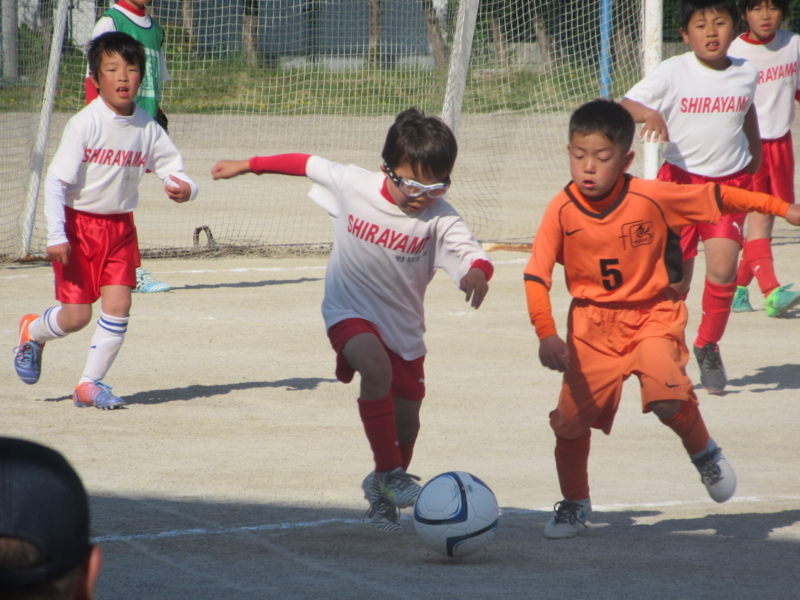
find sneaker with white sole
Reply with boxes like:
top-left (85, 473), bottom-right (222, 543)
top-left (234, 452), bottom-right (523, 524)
top-left (544, 498), bottom-right (592, 539)
top-left (731, 286), bottom-right (754, 313)
top-left (73, 381), bottom-right (125, 410)
top-left (133, 267), bottom-right (172, 293)
top-left (362, 472), bottom-right (401, 533)
top-left (693, 343), bottom-right (727, 394)
top-left (765, 284), bottom-right (800, 318)
top-left (691, 447), bottom-right (736, 503)
top-left (14, 314), bottom-right (44, 385)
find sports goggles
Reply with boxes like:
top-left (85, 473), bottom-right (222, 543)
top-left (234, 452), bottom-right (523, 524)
top-left (382, 163), bottom-right (451, 198)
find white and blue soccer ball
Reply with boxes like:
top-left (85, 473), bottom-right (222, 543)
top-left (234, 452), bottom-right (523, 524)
top-left (412, 471), bottom-right (499, 558)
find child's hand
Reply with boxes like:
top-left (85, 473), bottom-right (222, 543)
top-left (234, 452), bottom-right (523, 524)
top-left (640, 111), bottom-right (669, 144)
top-left (785, 204), bottom-right (800, 226)
top-left (539, 334), bottom-right (570, 373)
top-left (165, 175), bottom-right (191, 203)
top-left (211, 160), bottom-right (250, 180)
top-left (47, 242), bottom-right (71, 265)
top-left (460, 268), bottom-right (488, 309)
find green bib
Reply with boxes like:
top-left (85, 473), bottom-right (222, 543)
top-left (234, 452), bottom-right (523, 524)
top-left (103, 8), bottom-right (164, 118)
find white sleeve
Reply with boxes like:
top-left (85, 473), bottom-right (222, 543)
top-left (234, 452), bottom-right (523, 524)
top-left (86, 17), bottom-right (116, 76)
top-left (160, 50), bottom-right (170, 83)
top-left (305, 155), bottom-right (347, 217)
top-left (624, 61), bottom-right (672, 112)
top-left (47, 119), bottom-right (86, 186)
top-left (434, 214), bottom-right (491, 286)
top-left (148, 127), bottom-right (198, 201)
top-left (44, 172), bottom-right (69, 246)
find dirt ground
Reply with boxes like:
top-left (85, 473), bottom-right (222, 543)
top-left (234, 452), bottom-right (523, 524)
top-left (2, 237), bottom-right (800, 598)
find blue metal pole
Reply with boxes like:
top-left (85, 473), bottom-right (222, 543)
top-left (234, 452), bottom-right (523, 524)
top-left (600, 0), bottom-right (612, 98)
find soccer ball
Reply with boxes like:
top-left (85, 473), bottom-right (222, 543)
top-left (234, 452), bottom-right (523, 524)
top-left (412, 471), bottom-right (499, 558)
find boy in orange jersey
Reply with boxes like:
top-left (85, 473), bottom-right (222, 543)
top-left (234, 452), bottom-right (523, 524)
top-left (524, 99), bottom-right (800, 539)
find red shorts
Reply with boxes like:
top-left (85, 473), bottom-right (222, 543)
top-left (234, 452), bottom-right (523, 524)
top-left (327, 318), bottom-right (426, 402)
top-left (53, 207), bottom-right (138, 304)
top-left (753, 131), bottom-right (795, 204)
top-left (658, 163), bottom-right (751, 260)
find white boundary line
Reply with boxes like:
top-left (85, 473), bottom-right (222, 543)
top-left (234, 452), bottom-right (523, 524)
top-left (93, 494), bottom-right (800, 544)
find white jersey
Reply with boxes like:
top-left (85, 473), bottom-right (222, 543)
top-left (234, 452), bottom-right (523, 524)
top-left (730, 29), bottom-right (800, 140)
top-left (45, 98), bottom-right (197, 245)
top-left (86, 4), bottom-right (169, 83)
top-left (306, 156), bottom-right (491, 360)
top-left (625, 52), bottom-right (757, 177)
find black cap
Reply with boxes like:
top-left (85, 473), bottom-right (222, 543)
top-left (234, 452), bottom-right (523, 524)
top-left (0, 438), bottom-right (91, 589)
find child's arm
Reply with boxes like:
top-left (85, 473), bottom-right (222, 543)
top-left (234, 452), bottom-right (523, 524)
top-left (719, 185), bottom-right (800, 224)
top-left (43, 172), bottom-right (71, 265)
top-left (620, 98), bottom-right (669, 143)
top-left (525, 278), bottom-right (569, 372)
top-left (743, 104), bottom-right (762, 175)
top-left (460, 264), bottom-right (490, 309)
top-left (211, 154), bottom-right (312, 180)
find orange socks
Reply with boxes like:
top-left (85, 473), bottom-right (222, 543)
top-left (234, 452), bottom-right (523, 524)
top-left (358, 395), bottom-right (402, 472)
top-left (659, 402), bottom-right (710, 455)
top-left (555, 432), bottom-right (591, 501)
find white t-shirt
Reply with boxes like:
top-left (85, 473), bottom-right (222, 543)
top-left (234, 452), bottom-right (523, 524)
top-left (45, 98), bottom-right (197, 245)
top-left (86, 4), bottom-right (169, 83)
top-left (729, 29), bottom-right (800, 140)
top-left (625, 52), bottom-right (758, 177)
top-left (306, 156), bottom-right (491, 360)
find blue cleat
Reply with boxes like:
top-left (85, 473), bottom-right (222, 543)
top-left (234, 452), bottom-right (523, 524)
top-left (73, 381), bottom-right (125, 410)
top-left (731, 286), bottom-right (753, 313)
top-left (133, 267), bottom-right (172, 293)
top-left (14, 314), bottom-right (44, 385)
top-left (765, 284), bottom-right (800, 318)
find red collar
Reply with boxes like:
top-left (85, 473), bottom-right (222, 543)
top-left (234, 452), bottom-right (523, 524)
top-left (740, 30), bottom-right (776, 45)
top-left (116, 1), bottom-right (146, 17)
top-left (380, 178), bottom-right (396, 205)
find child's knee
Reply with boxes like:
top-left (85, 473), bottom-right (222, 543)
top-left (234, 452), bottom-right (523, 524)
top-left (58, 305), bottom-right (92, 333)
top-left (649, 399), bottom-right (682, 420)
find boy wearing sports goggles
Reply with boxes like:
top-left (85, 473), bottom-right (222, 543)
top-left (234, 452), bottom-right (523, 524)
top-left (211, 107), bottom-right (492, 533)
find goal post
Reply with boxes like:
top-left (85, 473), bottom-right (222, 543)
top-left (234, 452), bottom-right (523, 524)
top-left (2, 0), bottom-right (660, 261)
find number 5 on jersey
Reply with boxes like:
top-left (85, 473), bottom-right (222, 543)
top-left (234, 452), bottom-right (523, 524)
top-left (600, 258), bottom-right (622, 291)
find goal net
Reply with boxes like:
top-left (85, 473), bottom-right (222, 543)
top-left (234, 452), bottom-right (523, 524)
top-left (1, 0), bottom-right (650, 260)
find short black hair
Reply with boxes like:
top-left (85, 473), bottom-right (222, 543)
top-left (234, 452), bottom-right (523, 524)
top-left (87, 31), bottom-right (146, 82)
top-left (381, 107), bottom-right (458, 181)
top-left (739, 0), bottom-right (789, 19)
top-left (569, 99), bottom-right (635, 153)
top-left (680, 0), bottom-right (741, 30)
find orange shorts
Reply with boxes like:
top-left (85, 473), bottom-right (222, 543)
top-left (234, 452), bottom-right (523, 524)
top-left (753, 132), bottom-right (795, 204)
top-left (53, 207), bottom-right (138, 304)
top-left (327, 318), bottom-right (426, 402)
top-left (550, 291), bottom-right (698, 440)
top-left (657, 163), bottom-right (751, 260)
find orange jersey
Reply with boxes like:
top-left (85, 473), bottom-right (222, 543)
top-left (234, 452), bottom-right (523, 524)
top-left (524, 174), bottom-right (788, 339)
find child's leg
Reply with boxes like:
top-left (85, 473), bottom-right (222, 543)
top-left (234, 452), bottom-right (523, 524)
top-left (695, 237), bottom-right (740, 348)
top-left (650, 400), bottom-right (709, 454)
top-left (342, 332), bottom-right (403, 472)
top-left (742, 214), bottom-right (780, 296)
top-left (555, 432), bottom-right (591, 501)
top-left (78, 285), bottom-right (131, 384)
top-left (394, 397), bottom-right (421, 472)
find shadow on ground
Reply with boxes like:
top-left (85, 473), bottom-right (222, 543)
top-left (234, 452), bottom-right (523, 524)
top-left (38, 378), bottom-right (338, 405)
top-left (89, 494), bottom-right (799, 600)
top-left (179, 277), bottom-right (322, 290)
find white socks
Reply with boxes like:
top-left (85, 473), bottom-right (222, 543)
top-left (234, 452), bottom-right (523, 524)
top-left (29, 306), bottom-right (67, 343)
top-left (79, 312), bottom-right (129, 384)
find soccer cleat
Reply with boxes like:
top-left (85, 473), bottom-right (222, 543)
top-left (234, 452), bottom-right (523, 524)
top-left (764, 284), bottom-right (800, 318)
top-left (73, 381), bottom-right (125, 410)
top-left (13, 314), bottom-right (44, 385)
top-left (375, 467), bottom-right (422, 508)
top-left (693, 343), bottom-right (727, 394)
top-left (731, 286), bottom-right (753, 313)
top-left (544, 498), bottom-right (592, 539)
top-left (691, 447), bottom-right (736, 503)
top-left (133, 267), bottom-right (172, 293)
top-left (362, 472), bottom-right (401, 533)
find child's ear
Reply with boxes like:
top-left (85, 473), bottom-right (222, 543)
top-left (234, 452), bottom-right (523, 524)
top-left (622, 150), bottom-right (635, 172)
top-left (679, 27), bottom-right (690, 44)
top-left (89, 71), bottom-right (100, 90)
